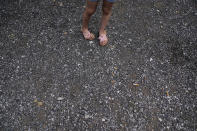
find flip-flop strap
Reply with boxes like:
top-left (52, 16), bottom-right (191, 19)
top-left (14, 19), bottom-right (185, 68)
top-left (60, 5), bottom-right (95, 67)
top-left (83, 31), bottom-right (91, 38)
top-left (99, 35), bottom-right (107, 42)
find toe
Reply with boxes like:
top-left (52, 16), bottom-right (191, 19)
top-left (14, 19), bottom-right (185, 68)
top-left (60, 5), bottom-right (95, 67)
top-left (100, 39), bottom-right (108, 46)
top-left (90, 33), bottom-right (95, 40)
top-left (82, 30), bottom-right (95, 40)
top-left (99, 35), bottom-right (108, 46)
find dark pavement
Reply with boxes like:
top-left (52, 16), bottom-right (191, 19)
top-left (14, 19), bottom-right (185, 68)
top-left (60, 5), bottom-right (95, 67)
top-left (0, 0), bottom-right (197, 130)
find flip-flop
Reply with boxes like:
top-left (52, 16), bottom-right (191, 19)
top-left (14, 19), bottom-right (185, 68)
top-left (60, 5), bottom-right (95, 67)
top-left (82, 30), bottom-right (95, 40)
top-left (99, 31), bottom-right (108, 46)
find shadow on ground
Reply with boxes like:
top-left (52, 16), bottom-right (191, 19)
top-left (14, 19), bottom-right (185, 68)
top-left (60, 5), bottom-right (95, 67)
top-left (0, 0), bottom-right (197, 130)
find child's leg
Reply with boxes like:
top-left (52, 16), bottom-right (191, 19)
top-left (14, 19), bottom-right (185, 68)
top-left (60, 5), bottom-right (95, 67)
top-left (100, 0), bottom-right (114, 34)
top-left (82, 0), bottom-right (98, 40)
top-left (99, 0), bottom-right (114, 45)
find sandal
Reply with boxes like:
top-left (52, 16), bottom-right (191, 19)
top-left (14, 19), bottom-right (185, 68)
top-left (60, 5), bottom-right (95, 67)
top-left (81, 29), bottom-right (95, 40)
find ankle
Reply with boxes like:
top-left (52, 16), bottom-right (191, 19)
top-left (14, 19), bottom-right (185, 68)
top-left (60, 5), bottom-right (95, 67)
top-left (81, 27), bottom-right (88, 32)
top-left (99, 30), bottom-right (106, 35)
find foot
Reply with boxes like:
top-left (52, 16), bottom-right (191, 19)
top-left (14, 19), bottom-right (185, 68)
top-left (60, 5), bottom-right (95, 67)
top-left (81, 29), bottom-right (95, 40)
top-left (99, 30), bottom-right (108, 46)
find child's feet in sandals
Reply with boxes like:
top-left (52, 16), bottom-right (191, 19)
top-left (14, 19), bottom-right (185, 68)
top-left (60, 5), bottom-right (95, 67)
top-left (99, 30), bottom-right (108, 46)
top-left (81, 29), bottom-right (95, 40)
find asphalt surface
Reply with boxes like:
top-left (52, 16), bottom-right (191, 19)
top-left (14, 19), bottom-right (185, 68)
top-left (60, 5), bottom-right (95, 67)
top-left (0, 0), bottom-right (197, 130)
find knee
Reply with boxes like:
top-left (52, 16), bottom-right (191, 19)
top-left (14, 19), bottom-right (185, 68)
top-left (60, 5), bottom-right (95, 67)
top-left (86, 8), bottom-right (96, 16)
top-left (102, 7), bottom-right (112, 15)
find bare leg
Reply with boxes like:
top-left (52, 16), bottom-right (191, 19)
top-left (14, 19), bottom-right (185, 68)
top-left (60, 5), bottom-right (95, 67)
top-left (82, 0), bottom-right (98, 40)
top-left (99, 0), bottom-right (114, 35)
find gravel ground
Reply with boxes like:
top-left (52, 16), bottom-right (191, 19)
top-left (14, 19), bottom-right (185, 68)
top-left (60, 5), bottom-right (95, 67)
top-left (0, 0), bottom-right (197, 130)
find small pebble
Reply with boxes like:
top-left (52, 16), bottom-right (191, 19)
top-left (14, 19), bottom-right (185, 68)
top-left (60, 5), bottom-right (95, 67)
top-left (85, 114), bottom-right (90, 119)
top-left (57, 97), bottom-right (64, 101)
top-left (89, 41), bottom-right (93, 44)
top-left (59, 2), bottom-right (63, 6)
top-left (37, 102), bottom-right (43, 106)
top-left (114, 67), bottom-right (118, 70)
top-left (102, 118), bottom-right (105, 122)
top-left (158, 118), bottom-right (162, 122)
top-left (133, 83), bottom-right (139, 86)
